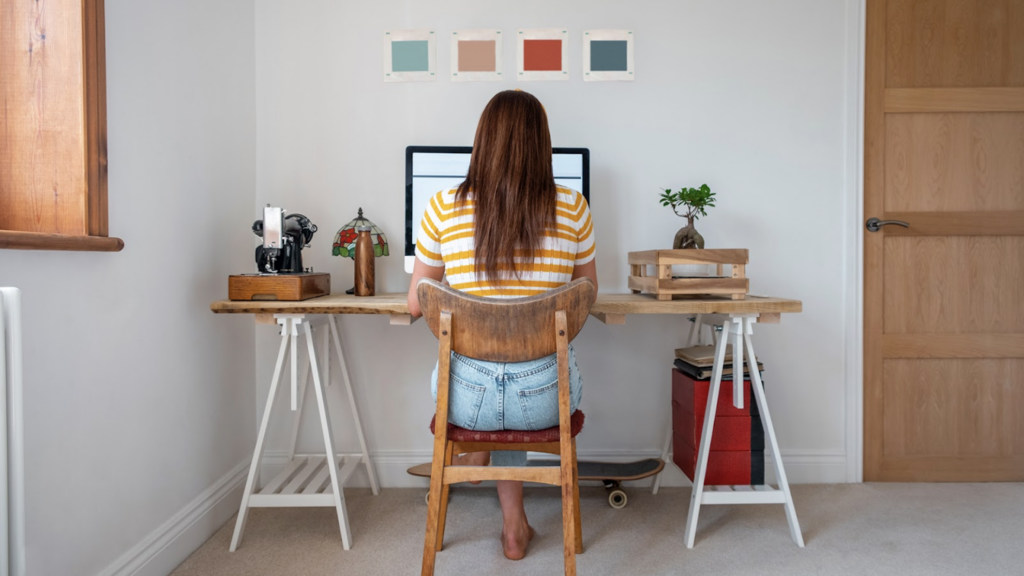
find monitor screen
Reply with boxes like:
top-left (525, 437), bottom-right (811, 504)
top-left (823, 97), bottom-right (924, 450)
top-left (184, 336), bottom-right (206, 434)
top-left (404, 146), bottom-right (589, 266)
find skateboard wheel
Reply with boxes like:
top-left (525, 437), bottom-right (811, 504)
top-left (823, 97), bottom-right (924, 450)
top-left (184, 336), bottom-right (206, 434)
top-left (425, 492), bottom-right (430, 505)
top-left (608, 489), bottom-right (627, 509)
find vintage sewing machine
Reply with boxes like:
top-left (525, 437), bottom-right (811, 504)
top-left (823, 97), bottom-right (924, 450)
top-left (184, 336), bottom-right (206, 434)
top-left (227, 205), bottom-right (330, 301)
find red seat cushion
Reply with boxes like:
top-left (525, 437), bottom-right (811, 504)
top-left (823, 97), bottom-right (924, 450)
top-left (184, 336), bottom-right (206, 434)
top-left (429, 410), bottom-right (585, 444)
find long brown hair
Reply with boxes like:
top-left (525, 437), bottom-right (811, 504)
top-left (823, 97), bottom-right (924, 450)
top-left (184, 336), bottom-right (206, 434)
top-left (456, 90), bottom-right (557, 281)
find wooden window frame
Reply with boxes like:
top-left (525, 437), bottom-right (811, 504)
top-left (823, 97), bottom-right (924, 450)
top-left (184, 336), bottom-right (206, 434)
top-left (0, 0), bottom-right (122, 252)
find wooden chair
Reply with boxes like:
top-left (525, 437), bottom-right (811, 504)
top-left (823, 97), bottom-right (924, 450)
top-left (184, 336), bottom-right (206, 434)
top-left (417, 277), bottom-right (596, 576)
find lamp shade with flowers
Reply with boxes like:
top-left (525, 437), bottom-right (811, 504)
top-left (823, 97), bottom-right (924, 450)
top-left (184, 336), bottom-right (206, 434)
top-left (332, 208), bottom-right (389, 258)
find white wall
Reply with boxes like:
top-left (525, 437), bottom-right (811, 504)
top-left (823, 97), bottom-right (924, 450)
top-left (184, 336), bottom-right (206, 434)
top-left (0, 0), bottom-right (257, 574)
top-left (254, 0), bottom-right (855, 487)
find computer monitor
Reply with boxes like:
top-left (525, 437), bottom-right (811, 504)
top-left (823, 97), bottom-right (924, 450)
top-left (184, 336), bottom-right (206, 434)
top-left (404, 146), bottom-right (590, 273)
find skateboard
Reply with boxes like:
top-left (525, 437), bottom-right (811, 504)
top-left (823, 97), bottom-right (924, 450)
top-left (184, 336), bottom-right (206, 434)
top-left (406, 458), bottom-right (664, 509)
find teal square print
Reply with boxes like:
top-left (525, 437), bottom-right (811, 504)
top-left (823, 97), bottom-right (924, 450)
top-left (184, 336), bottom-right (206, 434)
top-left (392, 40), bottom-right (429, 72)
top-left (590, 40), bottom-right (628, 72)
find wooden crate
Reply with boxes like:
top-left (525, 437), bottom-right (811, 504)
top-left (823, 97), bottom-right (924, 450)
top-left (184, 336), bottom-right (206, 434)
top-left (628, 249), bottom-right (748, 300)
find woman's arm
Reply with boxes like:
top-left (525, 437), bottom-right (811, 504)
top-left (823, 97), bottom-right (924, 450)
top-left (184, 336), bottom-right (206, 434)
top-left (571, 258), bottom-right (598, 294)
top-left (407, 258), bottom-right (446, 318)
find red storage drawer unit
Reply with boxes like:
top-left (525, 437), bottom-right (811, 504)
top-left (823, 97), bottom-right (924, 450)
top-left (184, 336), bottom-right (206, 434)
top-left (672, 368), bottom-right (764, 485)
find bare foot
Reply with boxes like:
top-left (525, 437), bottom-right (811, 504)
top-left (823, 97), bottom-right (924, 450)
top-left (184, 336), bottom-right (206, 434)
top-left (501, 524), bottom-right (535, 560)
top-left (452, 451), bottom-right (490, 485)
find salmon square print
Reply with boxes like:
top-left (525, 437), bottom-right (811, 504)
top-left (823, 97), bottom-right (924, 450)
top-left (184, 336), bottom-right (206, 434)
top-left (458, 40), bottom-right (496, 72)
top-left (452, 30), bottom-right (502, 81)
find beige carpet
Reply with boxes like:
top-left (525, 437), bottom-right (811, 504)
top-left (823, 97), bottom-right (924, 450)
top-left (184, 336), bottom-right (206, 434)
top-left (172, 483), bottom-right (1024, 575)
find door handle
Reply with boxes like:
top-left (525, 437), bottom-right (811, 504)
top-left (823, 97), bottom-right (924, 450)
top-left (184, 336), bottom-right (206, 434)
top-left (865, 217), bottom-right (909, 232)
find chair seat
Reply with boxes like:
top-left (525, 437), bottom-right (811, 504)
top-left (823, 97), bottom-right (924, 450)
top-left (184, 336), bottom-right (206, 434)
top-left (429, 410), bottom-right (585, 444)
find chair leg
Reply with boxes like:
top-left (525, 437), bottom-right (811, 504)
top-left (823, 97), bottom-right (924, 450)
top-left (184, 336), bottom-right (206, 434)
top-left (554, 311), bottom-right (577, 576)
top-left (435, 441), bottom-right (454, 552)
top-left (561, 446), bottom-right (577, 576)
top-left (571, 438), bottom-right (582, 554)
top-left (421, 442), bottom-right (448, 576)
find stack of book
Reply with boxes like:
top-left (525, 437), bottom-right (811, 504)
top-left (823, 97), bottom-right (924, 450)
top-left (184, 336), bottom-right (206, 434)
top-left (671, 345), bottom-right (765, 486)
top-left (672, 345), bottom-right (763, 381)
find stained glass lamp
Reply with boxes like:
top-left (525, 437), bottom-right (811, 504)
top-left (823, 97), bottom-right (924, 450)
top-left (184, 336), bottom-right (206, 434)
top-left (333, 207), bottom-right (389, 259)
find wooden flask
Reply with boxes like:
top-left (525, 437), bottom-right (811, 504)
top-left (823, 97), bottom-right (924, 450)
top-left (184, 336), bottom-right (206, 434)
top-left (354, 226), bottom-right (375, 296)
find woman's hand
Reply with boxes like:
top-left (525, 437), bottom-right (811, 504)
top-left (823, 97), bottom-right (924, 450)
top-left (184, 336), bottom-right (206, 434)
top-left (407, 259), bottom-right (446, 318)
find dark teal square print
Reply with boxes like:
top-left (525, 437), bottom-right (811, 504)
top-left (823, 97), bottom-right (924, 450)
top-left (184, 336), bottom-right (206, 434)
top-left (392, 40), bottom-right (429, 72)
top-left (590, 40), bottom-right (628, 72)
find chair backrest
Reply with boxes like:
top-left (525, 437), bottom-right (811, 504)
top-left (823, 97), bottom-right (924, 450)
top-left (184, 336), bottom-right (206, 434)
top-left (417, 278), bottom-right (596, 363)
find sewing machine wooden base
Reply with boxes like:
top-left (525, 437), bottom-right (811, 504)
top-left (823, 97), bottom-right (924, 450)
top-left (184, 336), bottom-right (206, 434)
top-left (228, 273), bottom-right (330, 301)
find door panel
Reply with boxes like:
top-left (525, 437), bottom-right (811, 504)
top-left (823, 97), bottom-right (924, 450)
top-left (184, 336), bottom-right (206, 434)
top-left (883, 359), bottom-right (1024, 457)
top-left (883, 236), bottom-right (1024, 334)
top-left (882, 359), bottom-right (1024, 480)
top-left (865, 0), bottom-right (1024, 481)
top-left (886, 0), bottom-right (1024, 88)
top-left (885, 113), bottom-right (1024, 212)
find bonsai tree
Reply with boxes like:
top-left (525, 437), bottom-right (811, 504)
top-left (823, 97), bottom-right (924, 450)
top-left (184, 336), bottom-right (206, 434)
top-left (659, 184), bottom-right (716, 249)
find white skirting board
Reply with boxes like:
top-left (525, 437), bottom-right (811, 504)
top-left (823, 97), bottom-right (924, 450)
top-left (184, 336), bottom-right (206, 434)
top-left (96, 460), bottom-right (248, 576)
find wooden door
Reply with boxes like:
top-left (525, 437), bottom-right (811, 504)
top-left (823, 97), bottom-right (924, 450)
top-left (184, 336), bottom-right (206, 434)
top-left (864, 0), bottom-right (1024, 481)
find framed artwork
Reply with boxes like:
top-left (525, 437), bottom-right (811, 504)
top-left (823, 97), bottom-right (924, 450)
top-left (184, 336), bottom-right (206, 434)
top-left (517, 28), bottom-right (569, 81)
top-left (451, 29), bottom-right (503, 82)
top-left (383, 29), bottom-right (436, 82)
top-left (583, 30), bottom-right (634, 81)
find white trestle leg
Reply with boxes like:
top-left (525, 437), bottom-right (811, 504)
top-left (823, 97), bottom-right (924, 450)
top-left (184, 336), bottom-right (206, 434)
top-left (732, 317), bottom-right (744, 411)
top-left (229, 314), bottom-right (380, 552)
top-left (743, 317), bottom-right (804, 546)
top-left (303, 321), bottom-right (352, 549)
top-left (683, 314), bottom-right (804, 548)
top-left (230, 317), bottom-right (292, 552)
top-left (683, 318), bottom-right (731, 547)
top-left (287, 336), bottom-right (311, 461)
top-left (652, 424), bottom-right (673, 495)
top-left (321, 324), bottom-right (330, 388)
top-left (329, 315), bottom-right (380, 495)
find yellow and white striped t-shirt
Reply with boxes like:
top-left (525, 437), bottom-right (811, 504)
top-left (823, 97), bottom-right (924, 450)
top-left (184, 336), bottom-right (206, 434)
top-left (415, 186), bottom-right (595, 298)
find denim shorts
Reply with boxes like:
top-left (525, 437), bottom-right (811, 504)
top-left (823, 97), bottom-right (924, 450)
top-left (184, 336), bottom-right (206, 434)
top-left (431, 345), bottom-right (583, 432)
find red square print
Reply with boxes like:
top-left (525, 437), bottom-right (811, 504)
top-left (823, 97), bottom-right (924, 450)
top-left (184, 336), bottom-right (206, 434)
top-left (523, 39), bottom-right (562, 71)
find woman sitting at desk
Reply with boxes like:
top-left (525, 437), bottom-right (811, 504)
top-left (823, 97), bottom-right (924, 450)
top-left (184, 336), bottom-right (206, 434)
top-left (407, 89), bottom-right (598, 561)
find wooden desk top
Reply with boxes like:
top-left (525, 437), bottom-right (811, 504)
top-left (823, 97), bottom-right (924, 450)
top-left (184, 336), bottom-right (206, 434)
top-left (211, 293), bottom-right (410, 316)
top-left (210, 293), bottom-right (801, 319)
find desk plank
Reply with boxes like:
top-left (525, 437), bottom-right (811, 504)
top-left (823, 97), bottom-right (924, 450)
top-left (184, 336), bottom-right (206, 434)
top-left (590, 294), bottom-right (802, 316)
top-left (211, 292), bottom-right (801, 316)
top-left (210, 293), bottom-right (409, 315)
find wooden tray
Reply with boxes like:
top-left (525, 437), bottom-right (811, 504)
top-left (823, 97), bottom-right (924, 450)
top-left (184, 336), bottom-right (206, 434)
top-left (628, 249), bottom-right (748, 300)
top-left (228, 272), bottom-right (330, 301)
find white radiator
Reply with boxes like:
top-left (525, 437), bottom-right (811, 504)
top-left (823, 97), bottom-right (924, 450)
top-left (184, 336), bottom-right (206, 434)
top-left (1, 288), bottom-right (25, 576)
